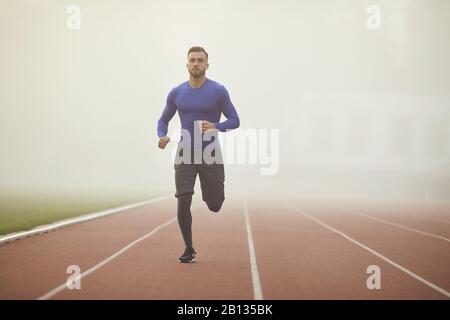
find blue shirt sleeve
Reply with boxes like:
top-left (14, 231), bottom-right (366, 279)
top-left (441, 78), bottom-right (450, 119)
top-left (215, 85), bottom-right (240, 132)
top-left (157, 89), bottom-right (177, 137)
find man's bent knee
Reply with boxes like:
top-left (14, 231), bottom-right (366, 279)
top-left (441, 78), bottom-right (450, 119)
top-left (206, 199), bottom-right (224, 212)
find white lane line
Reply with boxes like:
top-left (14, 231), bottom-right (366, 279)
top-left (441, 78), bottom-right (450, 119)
top-left (328, 203), bottom-right (450, 243)
top-left (0, 194), bottom-right (172, 245)
top-left (243, 197), bottom-right (264, 300)
top-left (283, 201), bottom-right (450, 299)
top-left (38, 216), bottom-right (177, 300)
top-left (37, 201), bottom-right (203, 300)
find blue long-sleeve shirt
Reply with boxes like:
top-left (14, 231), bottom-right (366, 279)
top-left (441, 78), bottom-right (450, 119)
top-left (157, 78), bottom-right (240, 154)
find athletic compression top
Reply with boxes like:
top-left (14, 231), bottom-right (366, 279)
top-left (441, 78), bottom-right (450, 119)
top-left (157, 78), bottom-right (240, 158)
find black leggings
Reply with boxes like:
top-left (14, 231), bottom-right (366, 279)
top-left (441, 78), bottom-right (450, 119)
top-left (177, 193), bottom-right (193, 247)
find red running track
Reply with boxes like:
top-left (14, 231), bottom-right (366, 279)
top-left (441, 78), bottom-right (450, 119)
top-left (0, 195), bottom-right (448, 300)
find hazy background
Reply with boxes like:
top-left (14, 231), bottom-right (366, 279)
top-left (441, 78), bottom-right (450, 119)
top-left (1, 0), bottom-right (449, 203)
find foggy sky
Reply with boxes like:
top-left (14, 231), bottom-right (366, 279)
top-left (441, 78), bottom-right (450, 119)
top-left (1, 0), bottom-right (449, 200)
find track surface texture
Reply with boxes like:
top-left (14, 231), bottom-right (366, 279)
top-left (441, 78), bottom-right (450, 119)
top-left (0, 195), bottom-right (449, 300)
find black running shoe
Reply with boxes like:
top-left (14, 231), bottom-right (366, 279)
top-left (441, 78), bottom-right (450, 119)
top-left (179, 247), bottom-right (197, 263)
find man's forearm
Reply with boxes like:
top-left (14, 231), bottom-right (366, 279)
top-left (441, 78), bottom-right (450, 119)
top-left (215, 116), bottom-right (240, 132)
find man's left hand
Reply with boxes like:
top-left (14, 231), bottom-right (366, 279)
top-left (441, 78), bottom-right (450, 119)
top-left (199, 120), bottom-right (216, 133)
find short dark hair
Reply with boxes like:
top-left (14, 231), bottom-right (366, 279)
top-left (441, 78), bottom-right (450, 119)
top-left (187, 46), bottom-right (208, 60)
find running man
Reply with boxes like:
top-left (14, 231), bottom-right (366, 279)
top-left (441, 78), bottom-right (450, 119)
top-left (157, 46), bottom-right (240, 263)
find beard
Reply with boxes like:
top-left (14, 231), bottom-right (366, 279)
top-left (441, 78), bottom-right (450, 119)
top-left (189, 68), bottom-right (205, 79)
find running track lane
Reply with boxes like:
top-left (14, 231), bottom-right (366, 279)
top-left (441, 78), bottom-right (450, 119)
top-left (246, 197), bottom-right (448, 299)
top-left (46, 199), bottom-right (253, 299)
top-left (286, 198), bottom-right (449, 298)
top-left (333, 201), bottom-right (450, 238)
top-left (0, 197), bottom-right (179, 299)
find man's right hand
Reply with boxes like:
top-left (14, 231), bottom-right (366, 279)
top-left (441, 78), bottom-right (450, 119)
top-left (158, 136), bottom-right (170, 149)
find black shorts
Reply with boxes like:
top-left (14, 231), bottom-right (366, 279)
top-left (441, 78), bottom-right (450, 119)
top-left (174, 163), bottom-right (225, 205)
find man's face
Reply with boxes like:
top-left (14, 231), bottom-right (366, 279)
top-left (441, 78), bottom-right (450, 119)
top-left (187, 51), bottom-right (208, 79)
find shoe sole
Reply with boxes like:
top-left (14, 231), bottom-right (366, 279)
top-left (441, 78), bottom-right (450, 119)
top-left (179, 255), bottom-right (197, 263)
top-left (179, 258), bottom-right (196, 263)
